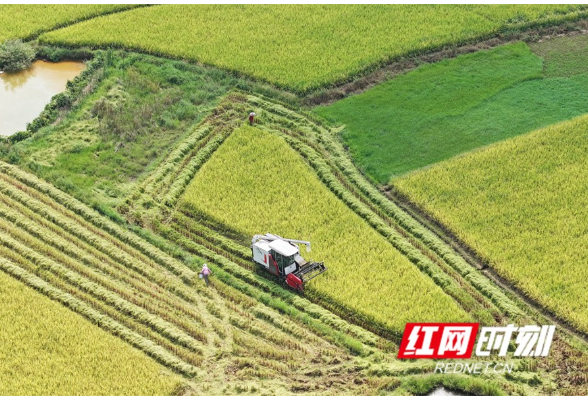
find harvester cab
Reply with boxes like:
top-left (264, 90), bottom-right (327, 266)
top-left (251, 233), bottom-right (327, 292)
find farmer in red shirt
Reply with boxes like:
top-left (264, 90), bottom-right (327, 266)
top-left (249, 112), bottom-right (256, 125)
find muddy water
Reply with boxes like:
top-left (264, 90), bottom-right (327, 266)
top-left (0, 60), bottom-right (86, 136)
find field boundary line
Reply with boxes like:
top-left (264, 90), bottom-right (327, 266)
top-left (385, 184), bottom-right (588, 347)
top-left (304, 19), bottom-right (588, 106)
top-left (14, 5), bottom-right (151, 42)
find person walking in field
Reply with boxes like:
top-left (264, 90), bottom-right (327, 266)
top-left (249, 112), bottom-right (256, 125)
top-left (200, 263), bottom-right (212, 286)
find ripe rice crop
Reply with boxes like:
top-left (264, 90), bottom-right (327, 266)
top-left (0, 269), bottom-right (181, 395)
top-left (394, 114), bottom-right (588, 333)
top-left (38, 4), bottom-right (588, 92)
top-left (0, 5), bottom-right (139, 41)
top-left (181, 125), bottom-right (469, 331)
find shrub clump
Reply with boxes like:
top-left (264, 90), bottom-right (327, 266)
top-left (0, 40), bottom-right (36, 72)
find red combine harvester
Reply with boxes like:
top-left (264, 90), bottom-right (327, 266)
top-left (251, 233), bottom-right (327, 292)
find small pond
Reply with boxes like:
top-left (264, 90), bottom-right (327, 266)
top-left (0, 60), bottom-right (86, 137)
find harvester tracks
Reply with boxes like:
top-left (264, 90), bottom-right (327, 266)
top-left (0, 161), bottom-right (421, 394)
top-left (156, 91), bottom-right (588, 355)
top-left (146, 92), bottom-right (507, 341)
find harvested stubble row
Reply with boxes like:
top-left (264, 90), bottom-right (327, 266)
top-left (0, 161), bottom-right (397, 393)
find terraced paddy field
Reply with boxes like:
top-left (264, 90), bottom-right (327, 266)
top-left (4, 5), bottom-right (588, 395)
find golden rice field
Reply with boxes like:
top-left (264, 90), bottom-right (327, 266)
top-left (0, 5), bottom-right (138, 42)
top-left (38, 4), bottom-right (588, 91)
top-left (0, 270), bottom-right (181, 395)
top-left (394, 114), bottom-right (588, 333)
top-left (181, 125), bottom-right (470, 331)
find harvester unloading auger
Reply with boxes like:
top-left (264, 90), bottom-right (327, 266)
top-left (251, 233), bottom-right (327, 292)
